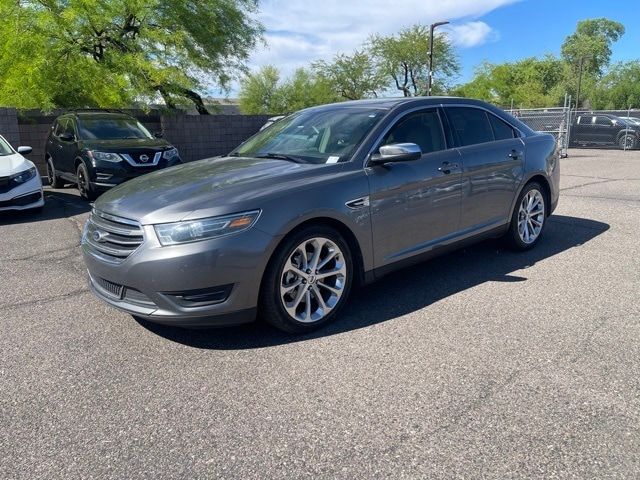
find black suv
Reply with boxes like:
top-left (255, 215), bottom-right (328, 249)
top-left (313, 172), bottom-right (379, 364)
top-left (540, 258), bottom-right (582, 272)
top-left (570, 113), bottom-right (639, 150)
top-left (45, 111), bottom-right (182, 200)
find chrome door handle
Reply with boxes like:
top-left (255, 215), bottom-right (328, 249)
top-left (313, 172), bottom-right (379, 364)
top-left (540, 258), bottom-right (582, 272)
top-left (508, 150), bottom-right (523, 159)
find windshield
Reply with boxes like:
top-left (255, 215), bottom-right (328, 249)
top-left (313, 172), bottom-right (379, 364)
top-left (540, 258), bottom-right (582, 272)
top-left (0, 136), bottom-right (14, 156)
top-left (77, 117), bottom-right (153, 140)
top-left (232, 107), bottom-right (386, 164)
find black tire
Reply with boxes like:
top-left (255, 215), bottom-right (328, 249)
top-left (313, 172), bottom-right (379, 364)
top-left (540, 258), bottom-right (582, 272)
top-left (619, 134), bottom-right (636, 150)
top-left (46, 156), bottom-right (62, 188)
top-left (76, 162), bottom-right (97, 201)
top-left (259, 225), bottom-right (354, 334)
top-left (504, 181), bottom-right (547, 251)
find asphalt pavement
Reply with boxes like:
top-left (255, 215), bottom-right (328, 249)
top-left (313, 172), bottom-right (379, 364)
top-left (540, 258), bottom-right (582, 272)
top-left (1, 148), bottom-right (639, 479)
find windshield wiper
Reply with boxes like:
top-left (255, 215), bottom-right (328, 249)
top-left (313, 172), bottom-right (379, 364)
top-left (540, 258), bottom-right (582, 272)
top-left (255, 152), bottom-right (305, 163)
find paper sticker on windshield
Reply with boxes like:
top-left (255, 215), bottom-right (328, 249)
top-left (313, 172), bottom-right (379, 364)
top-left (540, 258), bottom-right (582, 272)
top-left (326, 156), bottom-right (340, 164)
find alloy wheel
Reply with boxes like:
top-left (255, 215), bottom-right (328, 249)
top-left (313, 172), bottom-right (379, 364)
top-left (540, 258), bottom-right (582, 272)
top-left (280, 237), bottom-right (347, 323)
top-left (78, 168), bottom-right (87, 196)
top-left (517, 189), bottom-right (545, 244)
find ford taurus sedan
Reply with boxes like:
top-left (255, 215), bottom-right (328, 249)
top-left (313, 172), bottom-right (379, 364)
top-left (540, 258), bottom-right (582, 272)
top-left (82, 97), bottom-right (560, 333)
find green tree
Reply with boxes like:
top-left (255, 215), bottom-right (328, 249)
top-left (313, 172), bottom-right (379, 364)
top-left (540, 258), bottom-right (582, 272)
top-left (0, 0), bottom-right (262, 112)
top-left (591, 61), bottom-right (640, 109)
top-left (369, 24), bottom-right (460, 96)
top-left (561, 18), bottom-right (625, 76)
top-left (239, 66), bottom-right (339, 114)
top-left (452, 56), bottom-right (566, 108)
top-left (312, 50), bottom-right (387, 100)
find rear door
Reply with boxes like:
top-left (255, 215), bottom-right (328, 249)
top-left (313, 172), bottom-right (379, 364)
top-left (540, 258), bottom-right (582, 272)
top-left (444, 106), bottom-right (524, 233)
top-left (367, 108), bottom-right (463, 267)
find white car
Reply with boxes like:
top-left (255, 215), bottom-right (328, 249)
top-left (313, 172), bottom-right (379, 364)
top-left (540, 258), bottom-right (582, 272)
top-left (0, 135), bottom-right (44, 212)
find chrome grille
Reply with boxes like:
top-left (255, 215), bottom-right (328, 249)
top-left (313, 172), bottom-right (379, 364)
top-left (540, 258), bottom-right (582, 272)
top-left (84, 210), bottom-right (144, 262)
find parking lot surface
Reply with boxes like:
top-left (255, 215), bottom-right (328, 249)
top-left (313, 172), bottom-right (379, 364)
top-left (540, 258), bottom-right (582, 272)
top-left (1, 149), bottom-right (639, 479)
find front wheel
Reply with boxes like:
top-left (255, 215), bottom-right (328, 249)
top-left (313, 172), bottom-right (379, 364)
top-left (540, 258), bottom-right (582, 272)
top-left (504, 182), bottom-right (547, 251)
top-left (76, 163), bottom-right (97, 201)
top-left (259, 226), bottom-right (353, 333)
top-left (619, 134), bottom-right (636, 150)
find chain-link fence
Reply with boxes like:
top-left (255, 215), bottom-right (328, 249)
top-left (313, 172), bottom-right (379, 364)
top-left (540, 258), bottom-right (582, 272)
top-left (503, 95), bottom-right (640, 155)
top-left (505, 95), bottom-right (572, 157)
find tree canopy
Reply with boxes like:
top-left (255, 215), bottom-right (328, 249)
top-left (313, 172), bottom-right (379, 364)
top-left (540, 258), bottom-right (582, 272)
top-left (369, 25), bottom-right (460, 96)
top-left (0, 0), bottom-right (262, 112)
top-left (239, 66), bottom-right (339, 114)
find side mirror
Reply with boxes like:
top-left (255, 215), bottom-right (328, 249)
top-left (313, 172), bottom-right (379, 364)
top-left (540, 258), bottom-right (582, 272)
top-left (59, 133), bottom-right (75, 142)
top-left (154, 131), bottom-right (164, 138)
top-left (369, 143), bottom-right (422, 165)
top-left (17, 146), bottom-right (32, 155)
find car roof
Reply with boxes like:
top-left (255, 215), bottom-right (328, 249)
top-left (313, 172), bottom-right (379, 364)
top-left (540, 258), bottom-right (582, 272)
top-left (313, 96), bottom-right (476, 109)
top-left (57, 111), bottom-right (135, 121)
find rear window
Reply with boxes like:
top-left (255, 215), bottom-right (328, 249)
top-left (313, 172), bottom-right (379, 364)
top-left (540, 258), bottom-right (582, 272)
top-left (488, 114), bottom-right (516, 140)
top-left (446, 107), bottom-right (495, 147)
top-left (77, 117), bottom-right (153, 140)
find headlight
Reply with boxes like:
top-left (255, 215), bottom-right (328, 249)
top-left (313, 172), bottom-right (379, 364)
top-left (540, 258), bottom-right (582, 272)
top-left (162, 147), bottom-right (180, 161)
top-left (89, 151), bottom-right (121, 163)
top-left (154, 210), bottom-right (261, 246)
top-left (12, 166), bottom-right (37, 184)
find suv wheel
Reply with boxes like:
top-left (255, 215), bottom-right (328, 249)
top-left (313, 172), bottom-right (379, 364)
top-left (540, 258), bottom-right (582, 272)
top-left (505, 182), bottom-right (547, 251)
top-left (46, 156), bottom-right (62, 188)
top-left (619, 134), bottom-right (636, 150)
top-left (260, 226), bottom-right (353, 333)
top-left (76, 163), bottom-right (97, 201)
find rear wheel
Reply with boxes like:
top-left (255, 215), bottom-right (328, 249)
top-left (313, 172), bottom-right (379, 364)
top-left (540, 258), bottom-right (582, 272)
top-left (504, 182), bottom-right (547, 251)
top-left (259, 226), bottom-right (353, 333)
top-left (76, 163), bottom-right (97, 201)
top-left (619, 134), bottom-right (636, 150)
top-left (46, 156), bottom-right (62, 188)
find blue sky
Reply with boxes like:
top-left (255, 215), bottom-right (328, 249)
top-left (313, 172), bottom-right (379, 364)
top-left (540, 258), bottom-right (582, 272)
top-left (219, 0), bottom-right (639, 96)
top-left (458, 0), bottom-right (640, 80)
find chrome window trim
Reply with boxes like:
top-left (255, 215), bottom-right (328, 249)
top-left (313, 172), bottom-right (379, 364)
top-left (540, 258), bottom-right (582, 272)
top-left (364, 105), bottom-right (449, 168)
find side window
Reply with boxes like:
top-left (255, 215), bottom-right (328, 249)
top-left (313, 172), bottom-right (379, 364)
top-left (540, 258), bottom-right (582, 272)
top-left (488, 113), bottom-right (516, 140)
top-left (594, 116), bottom-right (612, 126)
top-left (60, 118), bottom-right (75, 139)
top-left (446, 107), bottom-right (494, 147)
top-left (53, 119), bottom-right (64, 137)
top-left (381, 110), bottom-right (445, 155)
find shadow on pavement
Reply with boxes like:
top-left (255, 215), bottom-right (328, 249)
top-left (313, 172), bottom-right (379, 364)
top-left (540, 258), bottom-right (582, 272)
top-left (138, 214), bottom-right (610, 350)
top-left (0, 188), bottom-right (91, 225)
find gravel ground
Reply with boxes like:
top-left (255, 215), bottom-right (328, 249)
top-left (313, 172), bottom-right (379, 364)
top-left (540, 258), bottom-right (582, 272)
top-left (1, 148), bottom-right (639, 479)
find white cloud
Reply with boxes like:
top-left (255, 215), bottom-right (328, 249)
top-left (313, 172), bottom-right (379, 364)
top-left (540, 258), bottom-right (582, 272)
top-left (446, 21), bottom-right (499, 48)
top-left (247, 0), bottom-right (517, 76)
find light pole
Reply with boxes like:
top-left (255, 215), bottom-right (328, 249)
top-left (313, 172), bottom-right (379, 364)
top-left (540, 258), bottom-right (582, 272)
top-left (427, 21), bottom-right (449, 96)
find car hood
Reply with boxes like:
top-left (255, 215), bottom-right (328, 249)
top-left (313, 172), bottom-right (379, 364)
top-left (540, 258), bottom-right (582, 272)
top-left (0, 153), bottom-right (32, 176)
top-left (95, 156), bottom-right (324, 224)
top-left (81, 138), bottom-right (172, 152)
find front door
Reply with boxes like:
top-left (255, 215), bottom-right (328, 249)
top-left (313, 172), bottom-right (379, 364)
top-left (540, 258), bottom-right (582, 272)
top-left (367, 108), bottom-right (463, 268)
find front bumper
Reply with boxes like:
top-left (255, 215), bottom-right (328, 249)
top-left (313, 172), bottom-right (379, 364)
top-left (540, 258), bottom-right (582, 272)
top-left (0, 176), bottom-right (44, 212)
top-left (90, 157), bottom-right (182, 189)
top-left (82, 221), bottom-right (279, 327)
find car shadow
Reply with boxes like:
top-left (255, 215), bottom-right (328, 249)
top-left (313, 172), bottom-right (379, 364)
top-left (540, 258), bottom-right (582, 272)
top-left (0, 187), bottom-right (91, 225)
top-left (137, 215), bottom-right (610, 350)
